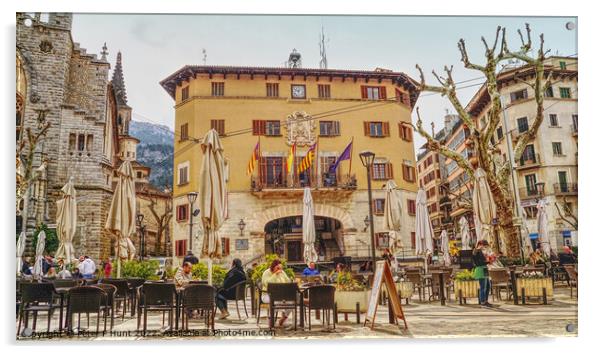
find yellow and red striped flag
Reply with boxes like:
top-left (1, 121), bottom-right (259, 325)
top-left (286, 143), bottom-right (296, 173)
top-left (297, 143), bottom-right (317, 174)
top-left (246, 141), bottom-right (260, 176)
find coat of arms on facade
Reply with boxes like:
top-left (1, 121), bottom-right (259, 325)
top-left (285, 111), bottom-right (316, 147)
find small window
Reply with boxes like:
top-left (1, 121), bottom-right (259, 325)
top-left (176, 204), bottom-right (189, 222)
top-left (549, 114), bottom-right (558, 127)
top-left (265, 121), bottom-right (281, 136)
top-left (364, 121), bottom-right (390, 137)
top-left (319, 121), bottom-right (340, 136)
top-left (373, 199), bottom-right (385, 215)
top-left (137, 171), bottom-right (143, 179)
top-left (402, 164), bottom-right (416, 182)
top-left (318, 84), bottom-right (331, 99)
top-left (211, 119), bottom-right (225, 136)
top-left (510, 89), bottom-right (528, 103)
top-left (175, 240), bottom-right (187, 256)
top-left (552, 142), bottom-right (563, 156)
top-left (181, 86), bottom-right (189, 101)
top-left (211, 82), bottom-right (225, 96)
top-left (559, 87), bottom-right (571, 99)
top-left (407, 200), bottom-right (416, 216)
top-left (69, 133), bottom-right (76, 150)
top-left (221, 237), bottom-right (230, 257)
top-left (266, 83), bottom-right (279, 97)
top-left (517, 117), bottom-right (529, 133)
top-left (180, 123), bottom-right (189, 141)
top-left (178, 165), bottom-right (189, 185)
top-left (376, 232), bottom-right (390, 248)
top-left (77, 134), bottom-right (85, 151)
top-left (525, 206), bottom-right (537, 219)
top-left (399, 124), bottom-right (413, 142)
top-left (544, 86), bottom-right (554, 98)
top-left (371, 162), bottom-right (392, 180)
top-left (559, 61), bottom-right (567, 70)
top-left (361, 86), bottom-right (386, 100)
top-left (496, 126), bottom-right (503, 140)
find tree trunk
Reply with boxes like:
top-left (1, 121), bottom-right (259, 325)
top-left (154, 228), bottom-right (163, 255)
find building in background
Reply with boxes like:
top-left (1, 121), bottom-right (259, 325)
top-left (161, 51), bottom-right (421, 265)
top-left (16, 12), bottom-right (171, 260)
top-left (467, 56), bottom-right (578, 251)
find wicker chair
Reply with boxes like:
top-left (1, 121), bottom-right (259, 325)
top-left (255, 282), bottom-right (270, 325)
top-left (101, 279), bottom-right (131, 319)
top-left (17, 282), bottom-right (60, 335)
top-left (180, 284), bottom-right (216, 330)
top-left (564, 265), bottom-right (578, 298)
top-left (52, 279), bottom-right (79, 289)
top-left (93, 283), bottom-right (117, 331)
top-left (126, 278), bottom-right (146, 316)
top-left (138, 282), bottom-right (177, 334)
top-left (66, 286), bottom-right (107, 333)
top-left (305, 285), bottom-right (336, 331)
top-left (217, 280), bottom-right (248, 320)
top-left (489, 268), bottom-right (511, 301)
top-left (267, 283), bottom-right (299, 330)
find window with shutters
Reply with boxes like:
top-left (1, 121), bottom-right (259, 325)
top-left (559, 87), bottom-right (571, 99)
top-left (402, 164), bottom-right (416, 183)
top-left (176, 204), bottom-right (189, 222)
top-left (211, 82), bottom-right (225, 96)
top-left (376, 232), bottom-right (390, 248)
top-left (399, 124), bottom-right (412, 141)
top-left (175, 240), bottom-right (187, 256)
top-left (544, 86), bottom-right (554, 98)
top-left (395, 89), bottom-right (410, 106)
top-left (319, 121), bottom-right (340, 136)
top-left (559, 61), bottom-right (567, 70)
top-left (266, 83), bottom-right (279, 97)
top-left (320, 156), bottom-right (339, 187)
top-left (373, 199), bottom-right (385, 215)
top-left (180, 123), bottom-right (189, 141)
top-left (411, 232), bottom-right (416, 249)
top-left (318, 84), bottom-right (331, 98)
top-left (517, 117), bottom-right (529, 133)
top-left (549, 114), bottom-right (558, 127)
top-left (510, 88), bottom-right (528, 102)
top-left (221, 237), bottom-right (231, 257)
top-left (364, 121), bottom-right (389, 137)
top-left (178, 162), bottom-right (189, 185)
top-left (265, 120), bottom-right (281, 136)
top-left (211, 119), bottom-right (225, 136)
top-left (252, 120), bottom-right (266, 136)
top-left (552, 142), bottom-right (563, 156)
top-left (261, 157), bottom-right (285, 187)
top-left (361, 86), bottom-right (386, 100)
top-left (181, 86), bottom-right (189, 101)
top-left (372, 162), bottom-right (392, 180)
top-left (407, 200), bottom-right (416, 216)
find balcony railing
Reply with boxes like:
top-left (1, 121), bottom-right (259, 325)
top-left (518, 153), bottom-right (541, 169)
top-left (554, 182), bottom-right (578, 195)
top-left (251, 174), bottom-right (357, 191)
top-left (519, 187), bottom-right (541, 199)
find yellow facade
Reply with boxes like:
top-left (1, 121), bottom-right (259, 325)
top-left (162, 66), bottom-right (421, 263)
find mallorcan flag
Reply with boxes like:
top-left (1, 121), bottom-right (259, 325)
top-left (246, 141), bottom-right (260, 176)
top-left (286, 143), bottom-right (296, 173)
top-left (298, 143), bottom-right (317, 174)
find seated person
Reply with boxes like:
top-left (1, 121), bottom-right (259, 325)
top-left (71, 267), bottom-right (83, 279)
top-left (175, 261), bottom-right (193, 288)
top-left (45, 266), bottom-right (57, 279)
top-left (216, 259), bottom-right (247, 320)
top-left (558, 246), bottom-right (578, 265)
top-left (329, 263), bottom-right (345, 283)
top-left (261, 259), bottom-right (292, 327)
top-left (302, 262), bottom-right (320, 276)
top-left (359, 261), bottom-right (373, 272)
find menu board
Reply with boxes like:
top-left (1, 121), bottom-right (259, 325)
top-left (364, 260), bottom-right (408, 329)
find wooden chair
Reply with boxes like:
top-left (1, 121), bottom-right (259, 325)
top-left (489, 268), bottom-right (511, 301)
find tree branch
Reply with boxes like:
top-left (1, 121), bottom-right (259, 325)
top-left (458, 39), bottom-right (486, 72)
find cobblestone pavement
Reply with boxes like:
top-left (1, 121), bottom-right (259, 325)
top-left (16, 287), bottom-right (577, 341)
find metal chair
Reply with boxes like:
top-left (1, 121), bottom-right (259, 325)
top-left (217, 280), bottom-right (248, 320)
top-left (180, 284), bottom-right (216, 330)
top-left (138, 282), bottom-right (177, 334)
top-left (66, 286), bottom-right (107, 333)
top-left (93, 283), bottom-right (117, 331)
top-left (17, 282), bottom-right (60, 335)
top-left (126, 278), bottom-right (146, 316)
top-left (101, 279), bottom-right (131, 319)
top-left (267, 283), bottom-right (299, 330)
top-left (305, 285), bottom-right (336, 331)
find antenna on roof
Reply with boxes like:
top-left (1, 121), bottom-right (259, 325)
top-left (319, 26), bottom-right (329, 69)
top-left (202, 48), bottom-right (207, 65)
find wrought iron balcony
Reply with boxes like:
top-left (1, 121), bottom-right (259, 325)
top-left (519, 187), bottom-right (541, 199)
top-left (553, 182), bottom-right (577, 195)
top-left (517, 153), bottom-right (541, 169)
top-left (251, 174), bottom-right (357, 193)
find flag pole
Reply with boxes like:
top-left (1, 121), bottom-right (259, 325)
top-left (315, 136), bottom-right (320, 188)
top-left (258, 135), bottom-right (262, 186)
top-left (348, 137), bottom-right (354, 182)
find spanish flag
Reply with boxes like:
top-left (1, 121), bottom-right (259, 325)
top-left (246, 141), bottom-right (260, 176)
top-left (286, 143), bottom-right (296, 173)
top-left (298, 143), bottom-right (317, 174)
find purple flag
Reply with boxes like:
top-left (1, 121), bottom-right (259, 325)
top-left (329, 141), bottom-right (353, 173)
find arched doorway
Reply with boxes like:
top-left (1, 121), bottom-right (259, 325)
top-left (264, 215), bottom-right (344, 264)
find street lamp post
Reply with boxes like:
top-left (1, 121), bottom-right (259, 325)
top-left (359, 150), bottom-right (377, 268)
top-left (187, 191), bottom-right (199, 254)
top-left (136, 212), bottom-right (145, 261)
top-left (238, 219), bottom-right (246, 236)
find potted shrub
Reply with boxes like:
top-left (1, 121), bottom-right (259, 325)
top-left (516, 271), bottom-right (553, 299)
top-left (334, 271), bottom-right (370, 313)
top-left (454, 269), bottom-right (480, 302)
top-left (117, 260), bottom-right (161, 280)
top-left (190, 262), bottom-right (227, 286)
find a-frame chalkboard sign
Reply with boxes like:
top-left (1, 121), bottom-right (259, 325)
top-left (363, 260), bottom-right (408, 329)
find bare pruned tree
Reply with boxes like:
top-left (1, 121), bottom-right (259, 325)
top-left (555, 197), bottom-right (577, 230)
top-left (139, 188), bottom-right (172, 256)
top-left (16, 122), bottom-right (50, 214)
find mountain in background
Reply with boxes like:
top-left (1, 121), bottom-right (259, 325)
top-left (129, 120), bottom-right (174, 188)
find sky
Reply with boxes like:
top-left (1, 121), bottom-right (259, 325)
top-left (71, 14), bottom-right (577, 151)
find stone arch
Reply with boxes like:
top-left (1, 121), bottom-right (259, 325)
top-left (16, 46), bottom-right (40, 103)
top-left (249, 203), bottom-right (355, 233)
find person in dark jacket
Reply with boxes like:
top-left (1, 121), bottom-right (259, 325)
top-left (473, 240), bottom-right (493, 307)
top-left (216, 258), bottom-right (247, 319)
top-left (21, 257), bottom-right (32, 276)
top-left (183, 250), bottom-right (199, 265)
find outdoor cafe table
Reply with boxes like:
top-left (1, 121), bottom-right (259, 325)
top-left (428, 271), bottom-right (447, 306)
top-left (54, 287), bottom-right (71, 332)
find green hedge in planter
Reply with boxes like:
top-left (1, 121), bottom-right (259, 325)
top-left (191, 263), bottom-right (227, 286)
top-left (454, 269), bottom-right (475, 281)
top-left (115, 260), bottom-right (161, 280)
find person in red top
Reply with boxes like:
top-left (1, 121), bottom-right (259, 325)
top-left (103, 258), bottom-right (112, 278)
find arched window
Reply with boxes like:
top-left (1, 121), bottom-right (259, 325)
top-left (16, 55), bottom-right (27, 144)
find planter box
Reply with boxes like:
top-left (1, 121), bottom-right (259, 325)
top-left (517, 277), bottom-right (553, 298)
top-left (454, 280), bottom-right (480, 299)
top-left (396, 281), bottom-right (415, 299)
top-left (335, 290), bottom-right (369, 313)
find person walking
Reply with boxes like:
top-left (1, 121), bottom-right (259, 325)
top-left (216, 258), bottom-right (247, 319)
top-left (473, 240), bottom-right (493, 307)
